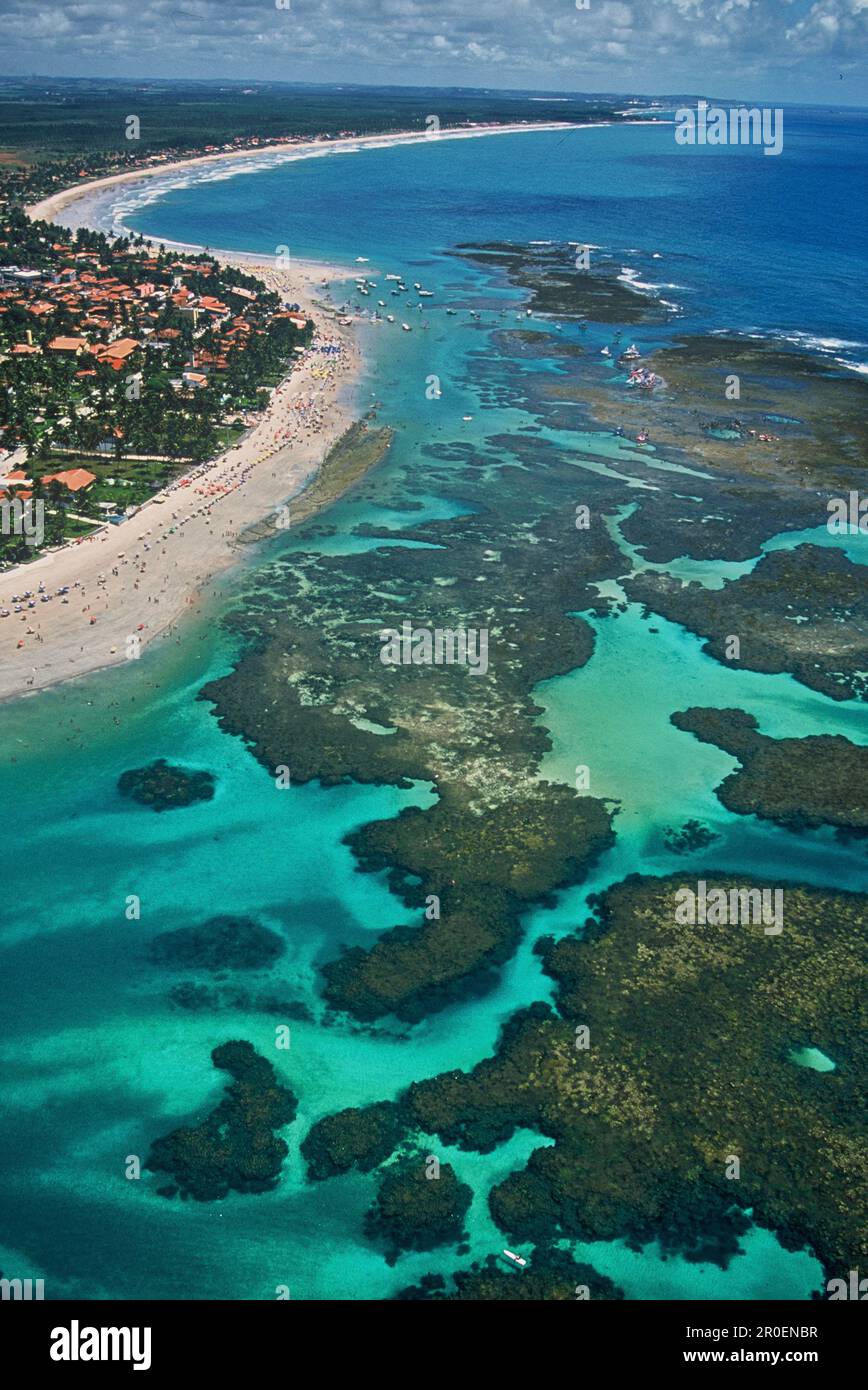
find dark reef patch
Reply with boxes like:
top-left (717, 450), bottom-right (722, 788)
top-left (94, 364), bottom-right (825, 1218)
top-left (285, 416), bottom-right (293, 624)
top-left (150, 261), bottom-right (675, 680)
top-left (396, 1246), bottom-right (625, 1300)
top-left (149, 915), bottom-right (285, 971)
top-left (200, 438), bottom-right (622, 1016)
top-left (301, 1101), bottom-right (405, 1181)
top-left (117, 759), bottom-right (215, 811)
top-left (238, 417), bottom-right (394, 545)
top-left (663, 819), bottom-right (720, 855)
top-left (672, 707), bottom-right (868, 833)
top-left (394, 875), bottom-right (866, 1277)
top-left (167, 981), bottom-right (312, 1020)
top-left (364, 1153), bottom-right (473, 1257)
top-left (452, 242), bottom-right (665, 324)
top-left (146, 1040), bottom-right (297, 1201)
top-left (628, 546), bottom-right (868, 701)
top-left (547, 335), bottom-right (868, 562)
top-left (322, 794), bottom-right (614, 1021)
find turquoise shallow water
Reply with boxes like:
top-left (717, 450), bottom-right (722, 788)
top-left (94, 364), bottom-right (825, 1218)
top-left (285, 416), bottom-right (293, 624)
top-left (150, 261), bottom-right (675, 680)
top-left (1, 117), bottom-right (865, 1300)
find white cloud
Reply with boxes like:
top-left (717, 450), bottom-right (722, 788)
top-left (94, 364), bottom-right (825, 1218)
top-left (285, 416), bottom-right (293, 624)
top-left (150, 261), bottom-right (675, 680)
top-left (0, 0), bottom-right (865, 94)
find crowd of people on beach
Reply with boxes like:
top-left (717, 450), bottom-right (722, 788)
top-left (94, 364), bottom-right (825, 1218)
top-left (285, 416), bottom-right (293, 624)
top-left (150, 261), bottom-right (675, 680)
top-left (0, 310), bottom-right (356, 684)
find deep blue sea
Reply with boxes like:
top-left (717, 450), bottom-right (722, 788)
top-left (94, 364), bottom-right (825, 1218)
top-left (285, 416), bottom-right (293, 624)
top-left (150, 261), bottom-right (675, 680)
top-left (0, 108), bottom-right (865, 1301)
top-left (114, 109), bottom-right (868, 370)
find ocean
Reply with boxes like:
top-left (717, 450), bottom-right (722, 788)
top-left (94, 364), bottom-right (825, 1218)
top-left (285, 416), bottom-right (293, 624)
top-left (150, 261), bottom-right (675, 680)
top-left (0, 108), bottom-right (865, 1300)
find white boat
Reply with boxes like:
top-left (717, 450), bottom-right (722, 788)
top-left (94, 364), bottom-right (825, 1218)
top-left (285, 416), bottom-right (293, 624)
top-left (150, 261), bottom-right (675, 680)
top-left (377, 300), bottom-right (386, 306)
top-left (386, 315), bottom-right (395, 323)
top-left (355, 256), bottom-right (369, 263)
top-left (622, 344), bottom-right (641, 359)
top-left (385, 273), bottom-right (401, 281)
top-left (502, 1250), bottom-right (527, 1268)
top-left (413, 282), bottom-right (422, 290)
top-left (419, 290), bottom-right (434, 297)
top-left (601, 346), bottom-right (611, 356)
top-left (401, 323), bottom-right (412, 331)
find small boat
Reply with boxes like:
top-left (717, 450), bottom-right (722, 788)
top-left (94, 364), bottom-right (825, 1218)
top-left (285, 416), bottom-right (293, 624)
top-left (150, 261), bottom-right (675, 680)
top-left (622, 344), bottom-right (641, 360)
top-left (419, 289), bottom-right (434, 297)
top-left (525, 308), bottom-right (532, 317)
top-left (401, 323), bottom-right (412, 331)
top-left (601, 346), bottom-right (611, 357)
top-left (413, 282), bottom-right (422, 290)
top-left (462, 414), bottom-right (473, 421)
top-left (502, 1250), bottom-right (527, 1269)
top-left (637, 430), bottom-right (649, 444)
top-left (386, 315), bottom-right (395, 323)
top-left (355, 256), bottom-right (369, 263)
top-left (385, 273), bottom-right (401, 282)
top-left (377, 300), bottom-right (386, 307)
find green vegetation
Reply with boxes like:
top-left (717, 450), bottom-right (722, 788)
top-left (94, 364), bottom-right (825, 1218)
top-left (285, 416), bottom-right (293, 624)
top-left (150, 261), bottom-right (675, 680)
top-left (0, 77), bottom-right (623, 167)
top-left (0, 206), bottom-right (312, 563)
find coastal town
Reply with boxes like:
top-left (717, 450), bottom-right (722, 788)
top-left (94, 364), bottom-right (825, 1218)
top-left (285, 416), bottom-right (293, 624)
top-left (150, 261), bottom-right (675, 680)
top-left (0, 207), bottom-right (315, 561)
top-left (0, 135), bottom-right (369, 694)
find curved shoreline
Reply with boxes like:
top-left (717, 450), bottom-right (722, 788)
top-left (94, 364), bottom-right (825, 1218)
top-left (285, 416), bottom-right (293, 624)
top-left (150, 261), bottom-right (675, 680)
top-left (26, 122), bottom-right (586, 226)
top-left (1, 121), bottom-right (596, 705)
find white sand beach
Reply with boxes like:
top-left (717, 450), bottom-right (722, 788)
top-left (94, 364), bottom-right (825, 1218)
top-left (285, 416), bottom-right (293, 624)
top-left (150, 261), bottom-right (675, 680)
top-left (26, 122), bottom-right (580, 226)
top-left (0, 253), bottom-right (361, 701)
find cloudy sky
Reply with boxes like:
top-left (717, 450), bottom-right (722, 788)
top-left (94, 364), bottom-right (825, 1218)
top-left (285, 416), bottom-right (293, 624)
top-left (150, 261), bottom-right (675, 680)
top-left (0, 0), bottom-right (866, 103)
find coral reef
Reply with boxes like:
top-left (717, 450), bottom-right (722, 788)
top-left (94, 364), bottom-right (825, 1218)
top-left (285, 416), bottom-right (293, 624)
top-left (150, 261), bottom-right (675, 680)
top-left (117, 758), bottom-right (215, 811)
top-left (146, 1041), bottom-right (297, 1201)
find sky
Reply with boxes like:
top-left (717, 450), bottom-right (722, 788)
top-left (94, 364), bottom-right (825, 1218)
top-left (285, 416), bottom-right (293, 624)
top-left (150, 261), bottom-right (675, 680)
top-left (0, 0), bottom-right (866, 104)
